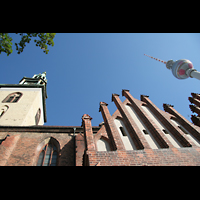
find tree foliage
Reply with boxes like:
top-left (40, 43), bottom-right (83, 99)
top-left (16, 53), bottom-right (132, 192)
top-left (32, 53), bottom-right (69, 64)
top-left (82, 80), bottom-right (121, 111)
top-left (0, 33), bottom-right (56, 56)
top-left (0, 33), bottom-right (13, 56)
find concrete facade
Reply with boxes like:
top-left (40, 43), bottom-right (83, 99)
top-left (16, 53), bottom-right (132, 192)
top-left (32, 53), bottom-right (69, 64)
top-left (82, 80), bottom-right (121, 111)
top-left (0, 87), bottom-right (44, 126)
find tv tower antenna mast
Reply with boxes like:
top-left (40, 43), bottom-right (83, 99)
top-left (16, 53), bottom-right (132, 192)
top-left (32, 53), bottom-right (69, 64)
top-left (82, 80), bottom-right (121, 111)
top-left (144, 54), bottom-right (200, 80)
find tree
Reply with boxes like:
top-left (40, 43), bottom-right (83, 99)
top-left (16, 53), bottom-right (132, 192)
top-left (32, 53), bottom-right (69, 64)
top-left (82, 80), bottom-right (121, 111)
top-left (0, 33), bottom-right (56, 56)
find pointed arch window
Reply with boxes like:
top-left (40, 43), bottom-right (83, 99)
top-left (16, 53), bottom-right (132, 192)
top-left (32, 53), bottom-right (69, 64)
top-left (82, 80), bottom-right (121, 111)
top-left (37, 140), bottom-right (58, 166)
top-left (2, 92), bottom-right (22, 103)
top-left (97, 137), bottom-right (111, 151)
top-left (35, 108), bottom-right (41, 125)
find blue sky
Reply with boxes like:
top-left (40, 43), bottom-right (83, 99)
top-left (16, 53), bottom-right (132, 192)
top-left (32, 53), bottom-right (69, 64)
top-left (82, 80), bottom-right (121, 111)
top-left (1, 33), bottom-right (200, 126)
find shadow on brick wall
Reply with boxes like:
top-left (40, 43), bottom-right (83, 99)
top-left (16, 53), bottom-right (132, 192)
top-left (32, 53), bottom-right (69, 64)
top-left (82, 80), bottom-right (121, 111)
top-left (59, 138), bottom-right (75, 166)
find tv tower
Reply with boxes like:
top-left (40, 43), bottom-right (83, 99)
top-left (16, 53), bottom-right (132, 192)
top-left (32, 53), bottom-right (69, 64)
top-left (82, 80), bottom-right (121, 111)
top-left (144, 54), bottom-right (200, 80)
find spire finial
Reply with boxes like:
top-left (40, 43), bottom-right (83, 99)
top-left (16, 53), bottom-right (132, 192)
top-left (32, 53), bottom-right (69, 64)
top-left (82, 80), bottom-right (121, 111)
top-left (144, 54), bottom-right (167, 64)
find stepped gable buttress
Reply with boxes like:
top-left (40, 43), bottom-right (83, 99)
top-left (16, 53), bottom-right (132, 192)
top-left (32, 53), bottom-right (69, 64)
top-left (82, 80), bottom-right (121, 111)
top-left (81, 89), bottom-right (200, 166)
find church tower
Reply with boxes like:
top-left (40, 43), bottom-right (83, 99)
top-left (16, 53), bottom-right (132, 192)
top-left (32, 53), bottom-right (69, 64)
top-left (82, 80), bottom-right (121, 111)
top-left (0, 72), bottom-right (47, 126)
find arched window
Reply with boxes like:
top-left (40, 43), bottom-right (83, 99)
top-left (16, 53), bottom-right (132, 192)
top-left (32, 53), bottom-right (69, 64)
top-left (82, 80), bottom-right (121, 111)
top-left (2, 92), bottom-right (22, 103)
top-left (0, 105), bottom-right (9, 118)
top-left (37, 139), bottom-right (58, 166)
top-left (97, 137), bottom-right (111, 151)
top-left (35, 108), bottom-right (41, 125)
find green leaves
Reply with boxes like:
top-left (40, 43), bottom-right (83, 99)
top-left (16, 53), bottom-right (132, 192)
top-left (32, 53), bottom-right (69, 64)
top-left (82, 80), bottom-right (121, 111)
top-left (0, 33), bottom-right (56, 56)
top-left (36, 33), bottom-right (56, 54)
top-left (0, 33), bottom-right (13, 56)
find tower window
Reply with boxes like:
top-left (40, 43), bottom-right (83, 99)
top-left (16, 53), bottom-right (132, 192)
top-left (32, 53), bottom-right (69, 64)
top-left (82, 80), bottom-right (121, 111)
top-left (120, 126), bottom-right (127, 136)
top-left (2, 92), bottom-right (22, 103)
top-left (162, 129), bottom-right (169, 134)
top-left (35, 108), bottom-right (41, 125)
top-left (0, 105), bottom-right (9, 118)
top-left (178, 126), bottom-right (188, 134)
top-left (143, 130), bottom-right (149, 134)
top-left (37, 140), bottom-right (58, 166)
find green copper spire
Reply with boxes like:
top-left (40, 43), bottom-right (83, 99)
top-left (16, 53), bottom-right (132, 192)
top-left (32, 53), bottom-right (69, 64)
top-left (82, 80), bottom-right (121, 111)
top-left (32, 71), bottom-right (47, 83)
top-left (18, 72), bottom-right (48, 99)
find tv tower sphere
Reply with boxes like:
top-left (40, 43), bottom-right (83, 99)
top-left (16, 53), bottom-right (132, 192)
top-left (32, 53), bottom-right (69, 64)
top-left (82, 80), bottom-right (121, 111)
top-left (166, 59), bottom-right (194, 79)
top-left (144, 54), bottom-right (200, 81)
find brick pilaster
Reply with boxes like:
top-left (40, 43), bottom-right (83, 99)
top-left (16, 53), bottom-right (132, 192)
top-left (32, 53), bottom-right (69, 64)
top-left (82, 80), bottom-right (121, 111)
top-left (112, 93), bottom-right (148, 150)
top-left (75, 133), bottom-right (85, 166)
top-left (122, 89), bottom-right (171, 148)
top-left (189, 97), bottom-right (200, 107)
top-left (99, 102), bottom-right (125, 150)
top-left (191, 115), bottom-right (200, 127)
top-left (141, 95), bottom-right (191, 147)
top-left (191, 93), bottom-right (200, 101)
top-left (0, 133), bottom-right (21, 166)
top-left (189, 104), bottom-right (200, 116)
top-left (81, 114), bottom-right (95, 151)
top-left (163, 104), bottom-right (200, 143)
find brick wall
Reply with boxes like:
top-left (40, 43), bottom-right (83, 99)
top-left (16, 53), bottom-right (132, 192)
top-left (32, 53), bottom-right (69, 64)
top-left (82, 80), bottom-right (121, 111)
top-left (83, 90), bottom-right (200, 166)
top-left (0, 126), bottom-right (78, 166)
top-left (86, 148), bottom-right (200, 166)
top-left (0, 125), bottom-right (100, 166)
